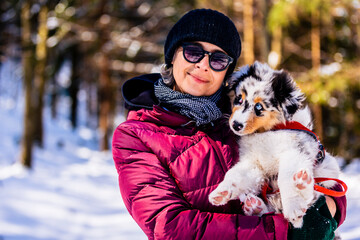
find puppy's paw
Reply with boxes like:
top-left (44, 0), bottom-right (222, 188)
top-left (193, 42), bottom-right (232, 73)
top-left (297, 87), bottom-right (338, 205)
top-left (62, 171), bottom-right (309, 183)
top-left (209, 183), bottom-right (234, 206)
top-left (209, 190), bottom-right (231, 206)
top-left (242, 193), bottom-right (269, 216)
top-left (285, 208), bottom-right (306, 228)
top-left (293, 169), bottom-right (313, 191)
top-left (282, 195), bottom-right (310, 228)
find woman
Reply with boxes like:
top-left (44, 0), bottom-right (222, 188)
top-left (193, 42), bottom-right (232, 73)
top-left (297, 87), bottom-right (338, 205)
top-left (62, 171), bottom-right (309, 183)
top-left (112, 9), bottom-right (346, 239)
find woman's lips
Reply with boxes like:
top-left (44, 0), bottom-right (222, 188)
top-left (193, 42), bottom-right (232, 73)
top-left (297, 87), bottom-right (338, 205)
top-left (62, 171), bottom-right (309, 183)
top-left (189, 73), bottom-right (208, 83)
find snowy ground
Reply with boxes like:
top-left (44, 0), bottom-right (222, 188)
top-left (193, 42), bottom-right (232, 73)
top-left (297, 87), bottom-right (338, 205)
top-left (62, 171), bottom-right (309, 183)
top-left (0, 58), bottom-right (147, 240)
top-left (0, 59), bottom-right (359, 240)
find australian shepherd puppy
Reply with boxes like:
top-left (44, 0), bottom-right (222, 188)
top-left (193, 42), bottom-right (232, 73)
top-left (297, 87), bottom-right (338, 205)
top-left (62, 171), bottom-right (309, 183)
top-left (209, 61), bottom-right (341, 228)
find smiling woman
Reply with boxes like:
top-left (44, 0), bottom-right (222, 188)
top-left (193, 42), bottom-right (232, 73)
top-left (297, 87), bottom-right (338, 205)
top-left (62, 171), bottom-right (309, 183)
top-left (112, 8), bottom-right (346, 240)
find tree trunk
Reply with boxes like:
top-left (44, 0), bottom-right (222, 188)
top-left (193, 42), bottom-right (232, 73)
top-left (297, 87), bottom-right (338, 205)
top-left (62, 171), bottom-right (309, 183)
top-left (98, 53), bottom-right (113, 151)
top-left (69, 44), bottom-right (80, 129)
top-left (20, 0), bottom-right (35, 168)
top-left (84, 57), bottom-right (97, 128)
top-left (49, 48), bottom-right (66, 120)
top-left (311, 8), bottom-right (323, 140)
top-left (311, 10), bottom-right (321, 72)
top-left (257, 0), bottom-right (269, 63)
top-left (50, 77), bottom-right (58, 119)
top-left (243, 0), bottom-right (254, 65)
top-left (33, 5), bottom-right (49, 147)
top-left (269, 26), bottom-right (282, 69)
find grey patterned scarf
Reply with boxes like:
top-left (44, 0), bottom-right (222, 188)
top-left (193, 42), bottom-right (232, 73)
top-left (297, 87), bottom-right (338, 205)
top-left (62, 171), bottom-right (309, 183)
top-left (154, 78), bottom-right (223, 126)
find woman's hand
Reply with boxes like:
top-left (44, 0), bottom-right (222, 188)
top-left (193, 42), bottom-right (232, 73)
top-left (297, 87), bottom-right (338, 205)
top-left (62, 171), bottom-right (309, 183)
top-left (288, 196), bottom-right (338, 240)
top-left (325, 195), bottom-right (337, 217)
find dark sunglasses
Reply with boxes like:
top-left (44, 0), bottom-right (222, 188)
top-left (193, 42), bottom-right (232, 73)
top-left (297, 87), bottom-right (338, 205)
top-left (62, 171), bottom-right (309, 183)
top-left (181, 43), bottom-right (233, 72)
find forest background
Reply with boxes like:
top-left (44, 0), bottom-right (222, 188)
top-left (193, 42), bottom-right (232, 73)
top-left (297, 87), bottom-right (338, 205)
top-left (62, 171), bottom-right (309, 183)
top-left (0, 0), bottom-right (359, 239)
top-left (1, 0), bottom-right (359, 173)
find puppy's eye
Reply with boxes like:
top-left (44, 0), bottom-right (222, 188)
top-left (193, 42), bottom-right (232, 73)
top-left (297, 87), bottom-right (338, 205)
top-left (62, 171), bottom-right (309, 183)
top-left (234, 96), bottom-right (243, 105)
top-left (254, 103), bottom-right (263, 116)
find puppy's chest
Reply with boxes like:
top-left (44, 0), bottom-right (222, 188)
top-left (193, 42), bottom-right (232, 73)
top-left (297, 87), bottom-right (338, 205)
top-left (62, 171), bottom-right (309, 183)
top-left (237, 131), bottom-right (318, 174)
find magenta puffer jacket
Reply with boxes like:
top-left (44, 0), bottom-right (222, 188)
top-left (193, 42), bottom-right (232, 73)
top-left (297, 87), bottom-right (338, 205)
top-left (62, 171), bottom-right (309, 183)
top-left (112, 74), bottom-right (346, 240)
top-left (113, 105), bottom-right (290, 240)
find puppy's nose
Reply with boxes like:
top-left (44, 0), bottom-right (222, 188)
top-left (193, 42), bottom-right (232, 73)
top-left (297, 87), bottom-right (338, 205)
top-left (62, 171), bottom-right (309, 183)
top-left (232, 121), bottom-right (243, 131)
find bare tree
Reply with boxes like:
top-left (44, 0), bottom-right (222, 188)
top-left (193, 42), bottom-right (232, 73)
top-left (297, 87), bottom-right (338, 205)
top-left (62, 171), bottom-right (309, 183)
top-left (20, 0), bottom-right (35, 168)
top-left (33, 4), bottom-right (49, 147)
top-left (310, 6), bottom-right (323, 139)
top-left (256, 0), bottom-right (270, 63)
top-left (243, 0), bottom-right (254, 65)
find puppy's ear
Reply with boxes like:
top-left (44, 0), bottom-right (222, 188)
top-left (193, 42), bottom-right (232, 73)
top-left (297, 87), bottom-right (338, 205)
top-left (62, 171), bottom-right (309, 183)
top-left (271, 71), bottom-right (305, 118)
top-left (226, 65), bottom-right (250, 91)
top-left (253, 61), bottom-right (273, 77)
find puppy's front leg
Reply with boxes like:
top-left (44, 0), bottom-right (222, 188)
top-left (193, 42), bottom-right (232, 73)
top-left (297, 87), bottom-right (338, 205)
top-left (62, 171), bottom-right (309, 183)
top-left (278, 154), bottom-right (315, 228)
top-left (209, 162), bottom-right (264, 206)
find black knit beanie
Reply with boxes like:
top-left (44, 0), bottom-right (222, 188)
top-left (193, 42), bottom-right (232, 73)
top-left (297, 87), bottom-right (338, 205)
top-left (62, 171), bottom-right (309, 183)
top-left (164, 9), bottom-right (241, 76)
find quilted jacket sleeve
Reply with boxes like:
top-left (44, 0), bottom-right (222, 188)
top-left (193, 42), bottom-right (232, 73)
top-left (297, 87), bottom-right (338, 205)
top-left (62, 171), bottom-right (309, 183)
top-left (112, 124), bottom-right (289, 240)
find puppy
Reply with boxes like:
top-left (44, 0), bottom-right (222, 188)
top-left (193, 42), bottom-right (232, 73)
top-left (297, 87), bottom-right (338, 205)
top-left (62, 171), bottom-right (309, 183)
top-left (208, 61), bottom-right (341, 228)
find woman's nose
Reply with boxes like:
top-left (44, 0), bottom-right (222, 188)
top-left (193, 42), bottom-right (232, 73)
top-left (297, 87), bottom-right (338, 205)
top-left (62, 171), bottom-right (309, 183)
top-left (195, 55), bottom-right (210, 71)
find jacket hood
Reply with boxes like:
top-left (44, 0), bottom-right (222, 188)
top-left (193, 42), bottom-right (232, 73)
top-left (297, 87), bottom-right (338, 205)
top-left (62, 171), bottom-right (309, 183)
top-left (122, 73), bottom-right (161, 110)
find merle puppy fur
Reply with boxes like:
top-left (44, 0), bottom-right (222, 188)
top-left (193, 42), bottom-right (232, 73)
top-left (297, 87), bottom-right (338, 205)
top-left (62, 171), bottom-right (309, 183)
top-left (209, 61), bottom-right (340, 228)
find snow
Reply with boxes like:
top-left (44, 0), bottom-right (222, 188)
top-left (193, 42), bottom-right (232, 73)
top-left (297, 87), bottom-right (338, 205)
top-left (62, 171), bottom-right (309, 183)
top-left (0, 58), bottom-right (359, 240)
top-left (0, 59), bottom-right (147, 240)
top-left (0, 99), bottom-right (147, 240)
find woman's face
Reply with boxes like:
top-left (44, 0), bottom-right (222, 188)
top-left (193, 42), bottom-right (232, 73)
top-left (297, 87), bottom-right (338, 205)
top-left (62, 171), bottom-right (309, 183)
top-left (172, 41), bottom-right (228, 96)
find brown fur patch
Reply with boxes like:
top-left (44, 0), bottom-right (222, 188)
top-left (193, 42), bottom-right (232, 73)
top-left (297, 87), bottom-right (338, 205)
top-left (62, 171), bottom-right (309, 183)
top-left (254, 96), bottom-right (263, 103)
top-left (243, 110), bottom-right (283, 134)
